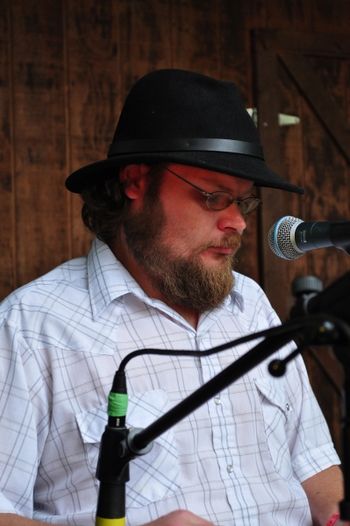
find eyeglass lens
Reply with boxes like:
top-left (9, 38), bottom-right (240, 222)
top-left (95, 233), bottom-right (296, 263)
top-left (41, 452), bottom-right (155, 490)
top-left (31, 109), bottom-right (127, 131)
top-left (206, 193), bottom-right (260, 214)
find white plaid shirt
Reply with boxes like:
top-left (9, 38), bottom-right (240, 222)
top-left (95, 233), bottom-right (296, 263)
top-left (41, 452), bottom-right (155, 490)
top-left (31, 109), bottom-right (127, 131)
top-left (0, 239), bottom-right (340, 525)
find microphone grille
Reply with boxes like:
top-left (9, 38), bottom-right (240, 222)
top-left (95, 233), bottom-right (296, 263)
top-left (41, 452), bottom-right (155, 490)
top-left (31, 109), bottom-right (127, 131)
top-left (268, 216), bottom-right (304, 260)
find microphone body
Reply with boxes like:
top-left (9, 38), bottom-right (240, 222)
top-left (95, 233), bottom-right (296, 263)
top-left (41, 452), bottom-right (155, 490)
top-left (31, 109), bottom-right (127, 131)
top-left (268, 216), bottom-right (350, 259)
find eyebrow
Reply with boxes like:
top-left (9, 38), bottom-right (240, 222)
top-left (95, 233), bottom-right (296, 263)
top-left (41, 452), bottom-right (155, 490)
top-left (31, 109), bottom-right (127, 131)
top-left (238, 189), bottom-right (256, 199)
top-left (207, 181), bottom-right (255, 198)
top-left (168, 167), bottom-right (255, 198)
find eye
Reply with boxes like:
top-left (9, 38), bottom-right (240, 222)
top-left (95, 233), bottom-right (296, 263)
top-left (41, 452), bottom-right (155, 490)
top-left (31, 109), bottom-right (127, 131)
top-left (205, 192), bottom-right (233, 210)
top-left (238, 197), bottom-right (261, 214)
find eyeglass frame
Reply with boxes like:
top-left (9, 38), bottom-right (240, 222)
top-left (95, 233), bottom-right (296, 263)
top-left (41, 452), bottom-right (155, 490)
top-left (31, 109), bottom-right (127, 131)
top-left (165, 167), bottom-right (261, 214)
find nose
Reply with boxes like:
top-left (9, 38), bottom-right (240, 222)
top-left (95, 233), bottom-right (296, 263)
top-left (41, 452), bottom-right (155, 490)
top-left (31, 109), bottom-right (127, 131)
top-left (216, 204), bottom-right (247, 235)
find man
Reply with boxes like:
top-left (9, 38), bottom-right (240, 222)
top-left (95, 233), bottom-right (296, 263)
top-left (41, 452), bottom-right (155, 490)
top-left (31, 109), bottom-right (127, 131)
top-left (0, 69), bottom-right (346, 526)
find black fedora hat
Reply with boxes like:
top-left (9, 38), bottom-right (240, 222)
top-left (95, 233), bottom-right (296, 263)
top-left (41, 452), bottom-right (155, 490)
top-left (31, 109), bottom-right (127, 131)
top-left (65, 69), bottom-right (303, 194)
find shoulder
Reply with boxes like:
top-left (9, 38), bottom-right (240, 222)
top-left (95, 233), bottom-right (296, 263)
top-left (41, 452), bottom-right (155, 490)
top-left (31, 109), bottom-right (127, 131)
top-left (0, 255), bottom-right (88, 326)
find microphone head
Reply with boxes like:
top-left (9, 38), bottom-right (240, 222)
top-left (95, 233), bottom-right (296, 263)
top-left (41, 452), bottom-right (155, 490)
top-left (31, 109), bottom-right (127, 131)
top-left (268, 215), bottom-right (304, 260)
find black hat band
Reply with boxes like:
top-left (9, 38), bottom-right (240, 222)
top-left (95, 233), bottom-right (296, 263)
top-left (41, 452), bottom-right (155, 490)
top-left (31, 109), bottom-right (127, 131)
top-left (108, 138), bottom-right (264, 159)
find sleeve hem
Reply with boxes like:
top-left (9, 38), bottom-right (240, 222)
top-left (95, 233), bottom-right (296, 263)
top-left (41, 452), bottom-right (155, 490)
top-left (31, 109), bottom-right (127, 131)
top-left (294, 444), bottom-right (341, 483)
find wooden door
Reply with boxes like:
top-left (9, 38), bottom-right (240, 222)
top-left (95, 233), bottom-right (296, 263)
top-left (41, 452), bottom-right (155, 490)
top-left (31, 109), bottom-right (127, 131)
top-left (253, 30), bottom-right (350, 455)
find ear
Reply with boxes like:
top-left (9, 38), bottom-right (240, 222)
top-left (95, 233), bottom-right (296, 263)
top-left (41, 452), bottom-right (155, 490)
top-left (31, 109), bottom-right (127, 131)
top-left (119, 164), bottom-right (150, 200)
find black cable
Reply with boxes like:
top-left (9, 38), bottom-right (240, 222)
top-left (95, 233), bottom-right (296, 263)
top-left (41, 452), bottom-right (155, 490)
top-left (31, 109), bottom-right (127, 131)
top-left (117, 316), bottom-right (318, 372)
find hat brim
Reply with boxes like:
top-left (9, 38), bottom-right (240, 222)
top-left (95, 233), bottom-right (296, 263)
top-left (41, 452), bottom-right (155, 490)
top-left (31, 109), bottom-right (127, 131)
top-left (65, 152), bottom-right (304, 194)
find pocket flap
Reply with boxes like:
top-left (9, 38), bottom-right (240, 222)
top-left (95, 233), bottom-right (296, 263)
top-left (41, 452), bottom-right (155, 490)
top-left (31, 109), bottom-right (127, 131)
top-left (255, 377), bottom-right (288, 413)
top-left (76, 389), bottom-right (170, 444)
top-left (75, 389), bottom-right (180, 508)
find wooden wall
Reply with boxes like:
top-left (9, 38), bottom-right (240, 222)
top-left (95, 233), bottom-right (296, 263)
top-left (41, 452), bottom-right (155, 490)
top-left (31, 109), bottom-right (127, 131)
top-left (1, 0), bottom-right (349, 453)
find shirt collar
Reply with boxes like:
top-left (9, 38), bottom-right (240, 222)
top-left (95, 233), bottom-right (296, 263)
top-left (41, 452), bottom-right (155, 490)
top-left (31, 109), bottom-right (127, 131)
top-left (87, 238), bottom-right (245, 318)
top-left (87, 239), bottom-right (145, 318)
top-left (229, 274), bottom-right (245, 313)
top-left (222, 284), bottom-right (244, 314)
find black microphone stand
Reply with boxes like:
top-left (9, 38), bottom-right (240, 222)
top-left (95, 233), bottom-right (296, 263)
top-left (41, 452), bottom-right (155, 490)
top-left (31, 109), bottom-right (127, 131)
top-left (291, 274), bottom-right (350, 522)
top-left (337, 350), bottom-right (350, 521)
top-left (95, 309), bottom-right (350, 525)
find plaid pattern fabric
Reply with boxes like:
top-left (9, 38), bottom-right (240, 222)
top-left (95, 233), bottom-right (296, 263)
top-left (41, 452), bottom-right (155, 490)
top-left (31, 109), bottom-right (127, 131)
top-left (0, 239), bottom-right (340, 525)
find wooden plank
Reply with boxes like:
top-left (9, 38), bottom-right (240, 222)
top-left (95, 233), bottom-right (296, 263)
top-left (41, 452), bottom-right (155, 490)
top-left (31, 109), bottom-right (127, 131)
top-left (254, 28), bottom-right (350, 458)
top-left (280, 51), bottom-right (350, 163)
top-left (170, 0), bottom-right (220, 76)
top-left (117, 0), bottom-right (171, 113)
top-left (263, 1), bottom-right (313, 31)
top-left (253, 29), bottom-right (350, 320)
top-left (276, 50), bottom-right (309, 288)
top-left (304, 346), bottom-right (343, 455)
top-left (253, 30), bottom-right (300, 320)
top-left (299, 76), bottom-right (350, 279)
top-left (254, 28), bottom-right (350, 56)
top-left (218, 0), bottom-right (248, 92)
top-left (278, 55), bottom-right (348, 456)
top-left (0, 1), bottom-right (15, 299)
top-left (11, 0), bottom-right (69, 286)
top-left (308, 0), bottom-right (350, 33)
top-left (65, 0), bottom-right (120, 258)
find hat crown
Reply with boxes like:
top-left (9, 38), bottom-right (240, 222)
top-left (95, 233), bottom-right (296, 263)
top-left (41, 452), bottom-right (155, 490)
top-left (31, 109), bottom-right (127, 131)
top-left (113, 69), bottom-right (259, 145)
top-left (65, 68), bottom-right (303, 195)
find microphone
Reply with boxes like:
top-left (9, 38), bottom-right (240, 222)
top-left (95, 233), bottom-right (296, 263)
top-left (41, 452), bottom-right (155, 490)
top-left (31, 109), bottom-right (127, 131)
top-left (268, 215), bottom-right (350, 260)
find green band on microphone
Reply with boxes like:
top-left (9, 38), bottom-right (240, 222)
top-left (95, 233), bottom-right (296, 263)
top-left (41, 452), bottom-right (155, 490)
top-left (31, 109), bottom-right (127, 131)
top-left (108, 392), bottom-right (128, 417)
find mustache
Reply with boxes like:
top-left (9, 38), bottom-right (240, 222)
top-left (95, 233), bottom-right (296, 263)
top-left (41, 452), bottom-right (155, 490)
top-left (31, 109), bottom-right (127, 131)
top-left (201, 233), bottom-right (242, 251)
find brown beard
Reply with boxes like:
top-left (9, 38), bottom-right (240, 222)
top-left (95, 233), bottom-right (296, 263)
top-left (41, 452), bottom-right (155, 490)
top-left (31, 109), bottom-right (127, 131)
top-left (123, 192), bottom-right (240, 313)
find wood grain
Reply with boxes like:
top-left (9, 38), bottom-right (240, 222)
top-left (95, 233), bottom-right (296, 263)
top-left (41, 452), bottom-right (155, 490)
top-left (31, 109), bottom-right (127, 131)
top-left (0, 2), bottom-right (15, 299)
top-left (253, 26), bottom-right (350, 458)
top-left (10, 0), bottom-right (69, 288)
top-left (65, 0), bottom-right (120, 258)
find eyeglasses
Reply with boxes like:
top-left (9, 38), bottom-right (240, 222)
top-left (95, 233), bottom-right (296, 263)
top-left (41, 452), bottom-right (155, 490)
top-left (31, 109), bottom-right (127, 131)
top-left (165, 167), bottom-right (261, 214)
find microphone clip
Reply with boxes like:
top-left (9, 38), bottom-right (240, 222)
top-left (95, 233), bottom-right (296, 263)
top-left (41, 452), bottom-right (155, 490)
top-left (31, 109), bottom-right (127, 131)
top-left (96, 426), bottom-right (153, 484)
top-left (96, 425), bottom-right (131, 486)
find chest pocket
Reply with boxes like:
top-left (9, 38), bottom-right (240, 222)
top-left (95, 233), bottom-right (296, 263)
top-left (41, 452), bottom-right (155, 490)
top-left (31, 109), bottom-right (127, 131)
top-left (255, 377), bottom-right (295, 480)
top-left (76, 389), bottom-right (181, 508)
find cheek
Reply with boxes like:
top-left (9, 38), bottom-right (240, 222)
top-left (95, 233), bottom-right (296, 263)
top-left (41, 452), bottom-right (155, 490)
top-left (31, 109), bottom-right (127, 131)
top-left (159, 192), bottom-right (215, 249)
top-left (161, 213), bottom-right (213, 254)
top-left (162, 221), bottom-right (191, 249)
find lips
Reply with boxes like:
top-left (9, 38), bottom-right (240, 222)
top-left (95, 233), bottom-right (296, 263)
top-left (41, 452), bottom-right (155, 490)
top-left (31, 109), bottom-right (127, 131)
top-left (203, 239), bottom-right (241, 257)
top-left (212, 235), bottom-right (241, 251)
top-left (199, 234), bottom-right (241, 258)
top-left (208, 246), bottom-right (236, 255)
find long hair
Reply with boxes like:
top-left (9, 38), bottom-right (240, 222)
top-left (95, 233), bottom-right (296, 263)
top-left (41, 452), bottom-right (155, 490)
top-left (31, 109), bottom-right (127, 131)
top-left (81, 164), bottom-right (165, 244)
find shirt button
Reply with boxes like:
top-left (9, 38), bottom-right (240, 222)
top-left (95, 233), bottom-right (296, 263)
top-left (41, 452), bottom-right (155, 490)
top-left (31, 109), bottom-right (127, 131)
top-left (286, 403), bottom-right (290, 411)
top-left (227, 464), bottom-right (234, 474)
top-left (214, 396), bottom-right (221, 405)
